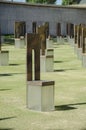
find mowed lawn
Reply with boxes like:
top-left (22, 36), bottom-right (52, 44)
top-left (0, 41), bottom-right (86, 130)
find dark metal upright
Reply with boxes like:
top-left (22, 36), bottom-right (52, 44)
top-left (0, 27), bottom-right (1, 51)
top-left (32, 22), bottom-right (37, 34)
top-left (15, 21), bottom-right (26, 38)
top-left (26, 33), bottom-right (41, 81)
top-left (82, 26), bottom-right (86, 53)
top-left (74, 25), bottom-right (78, 44)
top-left (57, 23), bottom-right (61, 36)
top-left (37, 24), bottom-right (46, 55)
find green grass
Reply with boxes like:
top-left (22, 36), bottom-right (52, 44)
top-left (0, 42), bottom-right (86, 130)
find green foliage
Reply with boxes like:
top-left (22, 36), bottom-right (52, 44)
top-left (62, 0), bottom-right (78, 5)
top-left (26, 0), bottom-right (56, 4)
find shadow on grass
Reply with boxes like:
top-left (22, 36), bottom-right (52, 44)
top-left (4, 37), bottom-right (14, 45)
top-left (54, 69), bottom-right (65, 72)
top-left (47, 129), bottom-right (63, 130)
top-left (0, 73), bottom-right (25, 77)
top-left (0, 89), bottom-right (11, 91)
top-left (0, 116), bottom-right (16, 121)
top-left (54, 61), bottom-right (63, 63)
top-left (54, 68), bottom-right (77, 72)
top-left (0, 74), bottom-right (12, 76)
top-left (55, 105), bottom-right (77, 111)
top-left (0, 128), bottom-right (14, 130)
top-left (0, 117), bottom-right (15, 130)
top-left (9, 64), bottom-right (20, 66)
top-left (55, 102), bottom-right (86, 111)
top-left (4, 41), bottom-right (14, 45)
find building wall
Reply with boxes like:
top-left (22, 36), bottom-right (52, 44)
top-left (78, 0), bottom-right (86, 4)
top-left (0, 2), bottom-right (86, 35)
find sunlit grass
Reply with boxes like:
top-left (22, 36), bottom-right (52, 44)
top-left (0, 42), bottom-right (86, 130)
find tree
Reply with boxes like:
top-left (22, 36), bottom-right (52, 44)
top-left (62, 0), bottom-right (78, 5)
top-left (26, 0), bottom-right (56, 4)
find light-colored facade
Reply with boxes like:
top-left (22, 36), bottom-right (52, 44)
top-left (0, 1), bottom-right (86, 35)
